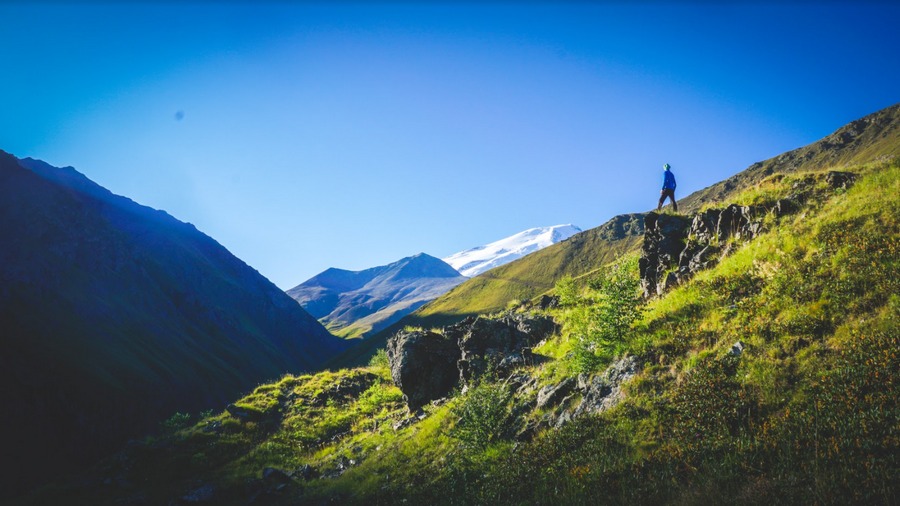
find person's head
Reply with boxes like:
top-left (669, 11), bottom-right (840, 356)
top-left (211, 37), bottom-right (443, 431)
top-left (663, 163), bottom-right (671, 171)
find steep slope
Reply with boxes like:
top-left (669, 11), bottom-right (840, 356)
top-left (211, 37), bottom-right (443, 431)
top-left (287, 253), bottom-right (466, 338)
top-left (676, 102), bottom-right (900, 213)
top-left (0, 152), bottom-right (346, 499)
top-left (443, 224), bottom-right (582, 277)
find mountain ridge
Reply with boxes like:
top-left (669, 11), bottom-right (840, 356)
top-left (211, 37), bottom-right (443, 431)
top-left (288, 253), bottom-right (466, 338)
top-left (327, 102), bottom-right (900, 369)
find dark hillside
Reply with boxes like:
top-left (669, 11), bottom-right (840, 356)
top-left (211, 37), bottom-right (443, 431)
top-left (0, 152), bottom-right (346, 499)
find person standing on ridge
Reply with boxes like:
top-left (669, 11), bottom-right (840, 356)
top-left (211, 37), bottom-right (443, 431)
top-left (657, 163), bottom-right (678, 212)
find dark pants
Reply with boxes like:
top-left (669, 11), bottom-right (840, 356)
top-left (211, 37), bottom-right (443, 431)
top-left (658, 188), bottom-right (677, 212)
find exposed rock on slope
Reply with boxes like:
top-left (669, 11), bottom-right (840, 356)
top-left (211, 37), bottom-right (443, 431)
top-left (451, 313), bottom-right (558, 385)
top-left (517, 356), bottom-right (640, 438)
top-left (638, 213), bottom-right (692, 298)
top-left (639, 170), bottom-right (858, 298)
top-left (386, 313), bottom-right (558, 410)
top-left (387, 330), bottom-right (460, 411)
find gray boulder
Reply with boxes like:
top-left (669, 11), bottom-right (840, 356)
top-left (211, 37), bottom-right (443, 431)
top-left (536, 377), bottom-right (575, 410)
top-left (455, 313), bottom-right (558, 384)
top-left (386, 329), bottom-right (460, 411)
top-left (571, 356), bottom-right (638, 419)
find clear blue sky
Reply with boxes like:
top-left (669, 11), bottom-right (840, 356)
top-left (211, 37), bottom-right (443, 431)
top-left (2, 2), bottom-right (898, 288)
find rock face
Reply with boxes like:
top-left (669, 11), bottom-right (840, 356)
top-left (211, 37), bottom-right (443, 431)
top-left (386, 313), bottom-right (558, 410)
top-left (522, 356), bottom-right (640, 434)
top-left (451, 313), bottom-right (558, 385)
top-left (536, 377), bottom-right (575, 410)
top-left (386, 329), bottom-right (460, 411)
top-left (639, 171), bottom-right (857, 298)
top-left (638, 213), bottom-right (691, 298)
top-left (571, 356), bottom-right (639, 419)
top-left (639, 206), bottom-right (768, 298)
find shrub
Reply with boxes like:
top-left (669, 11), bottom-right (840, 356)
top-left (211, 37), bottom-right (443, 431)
top-left (161, 412), bottom-right (192, 432)
top-left (554, 275), bottom-right (579, 307)
top-left (449, 382), bottom-right (513, 450)
top-left (358, 381), bottom-right (403, 415)
top-left (368, 348), bottom-right (390, 370)
top-left (565, 259), bottom-right (644, 372)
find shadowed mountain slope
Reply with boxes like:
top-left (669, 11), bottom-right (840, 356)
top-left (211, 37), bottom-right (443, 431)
top-left (0, 152), bottom-right (346, 499)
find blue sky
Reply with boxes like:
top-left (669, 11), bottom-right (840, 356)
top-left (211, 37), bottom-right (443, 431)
top-left (2, 2), bottom-right (898, 288)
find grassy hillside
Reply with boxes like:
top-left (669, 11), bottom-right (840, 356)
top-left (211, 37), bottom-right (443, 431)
top-left (676, 102), bottom-right (900, 214)
top-left (20, 152), bottom-right (899, 504)
top-left (328, 103), bottom-right (900, 369)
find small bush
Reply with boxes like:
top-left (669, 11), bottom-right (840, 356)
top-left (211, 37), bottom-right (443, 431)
top-left (449, 382), bottom-right (513, 450)
top-left (161, 412), bottom-right (192, 432)
top-left (554, 276), bottom-right (579, 307)
top-left (368, 348), bottom-right (390, 370)
top-left (358, 381), bottom-right (403, 415)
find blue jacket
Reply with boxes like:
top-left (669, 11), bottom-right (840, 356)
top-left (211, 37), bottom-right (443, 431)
top-left (662, 170), bottom-right (676, 190)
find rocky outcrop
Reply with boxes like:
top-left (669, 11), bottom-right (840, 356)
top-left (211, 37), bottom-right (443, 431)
top-left (452, 313), bottom-right (558, 385)
top-left (386, 329), bottom-right (460, 411)
top-left (387, 313), bottom-right (558, 410)
top-left (639, 213), bottom-right (691, 298)
top-left (571, 356), bottom-right (639, 419)
top-left (639, 205), bottom-right (769, 298)
top-left (639, 170), bottom-right (857, 298)
top-left (521, 356), bottom-right (640, 436)
top-left (536, 378), bottom-right (575, 410)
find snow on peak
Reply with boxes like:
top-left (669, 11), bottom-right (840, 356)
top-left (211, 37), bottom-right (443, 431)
top-left (443, 224), bottom-right (582, 278)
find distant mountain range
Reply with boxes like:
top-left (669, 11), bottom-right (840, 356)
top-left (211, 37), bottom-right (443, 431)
top-left (287, 253), bottom-right (466, 338)
top-left (442, 224), bottom-right (582, 277)
top-left (0, 152), bottom-right (346, 498)
top-left (288, 226), bottom-right (581, 339)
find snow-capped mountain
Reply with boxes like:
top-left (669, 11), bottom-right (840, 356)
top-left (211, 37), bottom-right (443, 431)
top-left (443, 224), bottom-right (582, 277)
